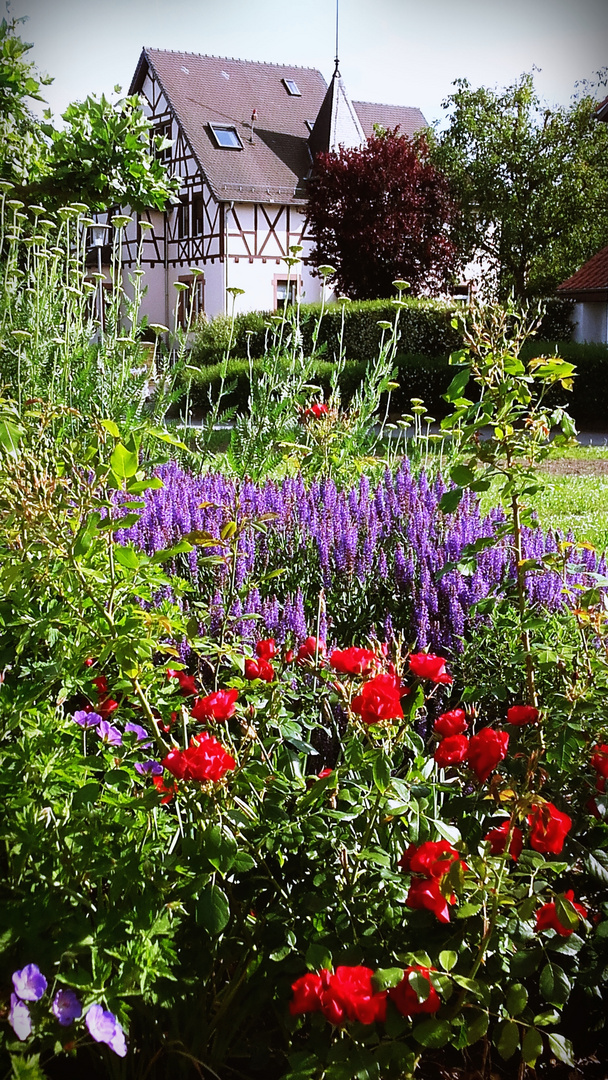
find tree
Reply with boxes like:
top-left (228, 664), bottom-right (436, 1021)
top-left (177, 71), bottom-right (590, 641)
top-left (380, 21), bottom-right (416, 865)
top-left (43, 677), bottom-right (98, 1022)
top-left (0, 16), bottom-right (179, 212)
top-left (307, 130), bottom-right (461, 300)
top-left (432, 72), bottom-right (608, 299)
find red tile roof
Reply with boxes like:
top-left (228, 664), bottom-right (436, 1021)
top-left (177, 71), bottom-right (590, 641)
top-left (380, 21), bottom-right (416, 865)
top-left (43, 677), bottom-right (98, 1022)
top-left (596, 95), bottom-right (608, 123)
top-left (557, 244), bottom-right (608, 294)
top-left (130, 49), bottom-right (427, 206)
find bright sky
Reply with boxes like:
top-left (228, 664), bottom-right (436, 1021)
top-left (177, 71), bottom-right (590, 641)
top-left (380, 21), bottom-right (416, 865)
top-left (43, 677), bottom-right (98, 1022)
top-left (9, 0), bottom-right (608, 127)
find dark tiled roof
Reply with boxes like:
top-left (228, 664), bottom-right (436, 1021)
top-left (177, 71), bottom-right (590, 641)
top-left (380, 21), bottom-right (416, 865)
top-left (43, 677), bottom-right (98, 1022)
top-left (353, 100), bottom-right (427, 139)
top-left (557, 244), bottom-right (608, 294)
top-left (132, 49), bottom-right (328, 204)
top-left (131, 49), bottom-right (427, 205)
top-left (596, 95), bottom-right (608, 123)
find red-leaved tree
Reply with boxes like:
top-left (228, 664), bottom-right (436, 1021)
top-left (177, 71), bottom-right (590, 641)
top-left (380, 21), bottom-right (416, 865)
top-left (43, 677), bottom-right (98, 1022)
top-left (307, 130), bottom-right (462, 299)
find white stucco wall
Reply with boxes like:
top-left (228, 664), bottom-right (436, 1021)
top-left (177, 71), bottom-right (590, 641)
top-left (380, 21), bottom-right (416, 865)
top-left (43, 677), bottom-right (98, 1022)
top-left (571, 301), bottom-right (608, 344)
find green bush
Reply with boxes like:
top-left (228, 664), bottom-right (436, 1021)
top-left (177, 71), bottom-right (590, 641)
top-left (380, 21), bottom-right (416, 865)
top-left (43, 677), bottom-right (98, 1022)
top-left (190, 298), bottom-right (462, 367)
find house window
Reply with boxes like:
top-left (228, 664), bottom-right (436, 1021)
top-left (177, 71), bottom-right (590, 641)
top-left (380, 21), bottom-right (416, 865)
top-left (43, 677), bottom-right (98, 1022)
top-left (283, 78), bottom-right (301, 96)
top-left (209, 124), bottom-right (243, 149)
top-left (152, 120), bottom-right (172, 163)
top-left (192, 192), bottom-right (204, 236)
top-left (275, 278), bottom-right (298, 310)
top-left (177, 274), bottom-right (205, 329)
top-left (177, 196), bottom-right (189, 239)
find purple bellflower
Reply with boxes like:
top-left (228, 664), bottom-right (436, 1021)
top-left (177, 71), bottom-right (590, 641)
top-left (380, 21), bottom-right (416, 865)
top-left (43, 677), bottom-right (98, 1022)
top-left (97, 721), bottom-right (122, 746)
top-left (12, 963), bottom-right (47, 1002)
top-left (9, 994), bottom-right (32, 1040)
top-left (85, 1004), bottom-right (127, 1057)
top-left (52, 988), bottom-right (83, 1026)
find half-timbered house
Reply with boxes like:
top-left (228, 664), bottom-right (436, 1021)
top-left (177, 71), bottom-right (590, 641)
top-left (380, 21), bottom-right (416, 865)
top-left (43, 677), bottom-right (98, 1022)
top-left (103, 49), bottom-right (426, 326)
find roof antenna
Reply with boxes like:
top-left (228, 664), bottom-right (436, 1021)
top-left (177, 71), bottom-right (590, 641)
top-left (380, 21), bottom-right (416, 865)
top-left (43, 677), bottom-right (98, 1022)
top-left (334, 0), bottom-right (340, 76)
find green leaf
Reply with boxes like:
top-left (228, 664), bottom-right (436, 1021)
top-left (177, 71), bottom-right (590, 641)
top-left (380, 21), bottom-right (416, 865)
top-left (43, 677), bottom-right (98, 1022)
top-left (195, 884), bottom-right (230, 934)
top-left (496, 1020), bottom-right (520, 1060)
top-left (585, 849), bottom-right (608, 886)
top-left (110, 442), bottom-right (138, 479)
top-left (372, 967), bottom-right (405, 992)
top-left (539, 962), bottom-right (571, 1006)
top-left (438, 949), bottom-right (458, 972)
top-left (439, 488), bottom-right (463, 514)
top-left (412, 1018), bottom-right (451, 1048)
top-left (443, 366), bottom-right (471, 402)
top-left (305, 942), bottom-right (332, 971)
top-left (408, 969), bottom-right (431, 1002)
top-left (510, 947), bottom-right (543, 977)
top-left (450, 464), bottom-right (475, 486)
top-left (554, 894), bottom-right (581, 931)
top-left (72, 782), bottom-right (100, 808)
top-left (521, 1027), bottom-right (543, 1065)
top-left (372, 753), bottom-right (391, 793)
top-left (464, 1011), bottom-right (488, 1045)
top-left (99, 418), bottom-right (120, 438)
top-left (547, 1032), bottom-right (574, 1066)
top-left (147, 426), bottom-right (188, 450)
top-left (0, 417), bottom-right (23, 456)
top-left (506, 983), bottom-right (528, 1016)
top-left (113, 544), bottom-right (140, 570)
top-left (151, 540), bottom-right (193, 562)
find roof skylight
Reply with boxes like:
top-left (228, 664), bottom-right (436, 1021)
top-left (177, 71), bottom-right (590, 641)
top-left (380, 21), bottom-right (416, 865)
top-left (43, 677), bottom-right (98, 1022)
top-left (209, 124), bottom-right (243, 150)
top-left (283, 78), bottom-right (301, 96)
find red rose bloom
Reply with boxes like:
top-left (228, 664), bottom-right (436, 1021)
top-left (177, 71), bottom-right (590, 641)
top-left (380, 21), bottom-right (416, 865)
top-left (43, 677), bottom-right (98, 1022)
top-left (591, 744), bottom-right (608, 779)
top-left (408, 652), bottom-right (453, 684)
top-left (303, 403), bottom-right (329, 421)
top-left (434, 734), bottom-right (469, 768)
top-left (290, 967), bottom-right (386, 1025)
top-left (535, 891), bottom-right (587, 937)
top-left (191, 688), bottom-right (238, 722)
top-left (389, 966), bottom-right (440, 1016)
top-left (256, 638), bottom-right (277, 661)
top-left (399, 840), bottom-right (464, 880)
top-left (330, 647), bottom-right (377, 676)
top-left (484, 819), bottom-right (524, 861)
top-left (527, 801), bottom-right (572, 855)
top-left (167, 668), bottom-right (199, 696)
top-left (507, 704), bottom-right (539, 726)
top-left (351, 673), bottom-right (404, 726)
top-left (152, 774), bottom-right (178, 804)
top-left (466, 728), bottom-right (509, 784)
top-left (244, 657), bottom-right (275, 682)
top-left (162, 734), bottom-right (235, 784)
top-left (406, 878), bottom-right (454, 923)
top-left (297, 637), bottom-right (326, 662)
top-left (434, 708), bottom-right (468, 737)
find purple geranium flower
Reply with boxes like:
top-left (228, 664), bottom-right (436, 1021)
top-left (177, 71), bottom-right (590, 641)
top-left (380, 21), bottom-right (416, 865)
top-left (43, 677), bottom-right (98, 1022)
top-left (97, 721), bottom-right (122, 746)
top-left (9, 994), bottom-right (32, 1040)
top-left (52, 988), bottom-right (82, 1026)
top-left (125, 722), bottom-right (152, 747)
top-left (73, 710), bottom-right (102, 728)
top-left (12, 963), bottom-right (47, 1002)
top-left (85, 1004), bottom-right (127, 1057)
top-left (134, 759), bottom-right (163, 776)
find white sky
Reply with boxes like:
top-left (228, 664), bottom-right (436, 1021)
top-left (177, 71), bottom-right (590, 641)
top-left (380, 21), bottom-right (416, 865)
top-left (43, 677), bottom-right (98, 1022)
top-left (8, 0), bottom-right (608, 127)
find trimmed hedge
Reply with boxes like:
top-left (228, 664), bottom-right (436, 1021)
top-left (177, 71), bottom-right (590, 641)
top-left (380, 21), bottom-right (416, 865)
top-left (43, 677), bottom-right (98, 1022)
top-left (187, 340), bottom-right (608, 427)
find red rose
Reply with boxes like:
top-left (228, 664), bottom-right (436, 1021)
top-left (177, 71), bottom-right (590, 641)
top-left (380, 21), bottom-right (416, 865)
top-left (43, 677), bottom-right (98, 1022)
top-left (507, 704), bottom-right (539, 726)
top-left (527, 801), bottom-right (572, 854)
top-left (591, 744), bottom-right (608, 779)
top-left (405, 878), bottom-right (454, 923)
top-left (244, 657), bottom-right (275, 682)
top-left (290, 967), bottom-right (386, 1025)
top-left (303, 403), bottom-right (329, 421)
top-left (91, 674), bottom-right (119, 717)
top-left (289, 973), bottom-right (323, 1016)
top-left (152, 774), bottom-right (178, 804)
top-left (535, 890), bottom-right (587, 937)
top-left (408, 652), bottom-right (453, 684)
top-left (434, 734), bottom-right (469, 768)
top-left (256, 638), bottom-right (277, 661)
top-left (433, 708), bottom-right (468, 737)
top-left (399, 840), bottom-right (464, 880)
top-left (191, 688), bottom-right (238, 722)
top-left (167, 668), bottom-right (199, 696)
top-left (330, 647), bottom-right (377, 676)
top-left (389, 966), bottom-right (440, 1016)
top-left (162, 734), bottom-right (235, 784)
top-left (297, 637), bottom-right (326, 662)
top-left (351, 673), bottom-right (404, 726)
top-left (466, 728), bottom-right (509, 784)
top-left (484, 819), bottom-right (524, 861)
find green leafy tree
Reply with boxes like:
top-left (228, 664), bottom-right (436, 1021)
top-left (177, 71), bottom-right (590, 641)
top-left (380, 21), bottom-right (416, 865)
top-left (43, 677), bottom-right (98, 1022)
top-left (433, 72), bottom-right (608, 298)
top-left (0, 16), bottom-right (179, 211)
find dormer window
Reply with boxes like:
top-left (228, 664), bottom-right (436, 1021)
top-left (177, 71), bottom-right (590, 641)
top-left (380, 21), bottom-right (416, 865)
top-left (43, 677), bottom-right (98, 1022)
top-left (283, 78), bottom-right (301, 96)
top-left (209, 124), bottom-right (243, 149)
